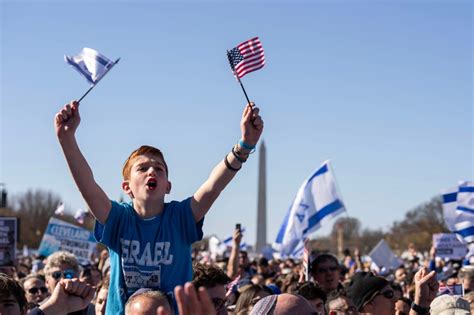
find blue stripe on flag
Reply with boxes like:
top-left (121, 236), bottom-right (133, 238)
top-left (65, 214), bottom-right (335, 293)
top-left (460, 187), bottom-right (474, 193)
top-left (303, 199), bottom-right (344, 234)
top-left (275, 203), bottom-right (293, 244)
top-left (308, 164), bottom-right (328, 182)
top-left (456, 226), bottom-right (474, 238)
top-left (443, 192), bottom-right (457, 203)
top-left (65, 56), bottom-right (94, 84)
top-left (94, 54), bottom-right (111, 68)
top-left (458, 206), bottom-right (474, 214)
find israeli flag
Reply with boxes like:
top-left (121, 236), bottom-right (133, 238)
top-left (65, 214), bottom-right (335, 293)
top-left (64, 48), bottom-right (118, 85)
top-left (443, 181), bottom-right (474, 244)
top-left (74, 208), bottom-right (88, 225)
top-left (274, 160), bottom-right (346, 257)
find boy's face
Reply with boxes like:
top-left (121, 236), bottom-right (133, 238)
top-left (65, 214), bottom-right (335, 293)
top-left (0, 294), bottom-right (26, 315)
top-left (122, 153), bottom-right (171, 203)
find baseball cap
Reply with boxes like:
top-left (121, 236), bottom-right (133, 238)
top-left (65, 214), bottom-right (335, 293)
top-left (430, 295), bottom-right (471, 315)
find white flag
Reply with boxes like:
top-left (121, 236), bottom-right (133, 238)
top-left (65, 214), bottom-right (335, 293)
top-left (54, 202), bottom-right (65, 216)
top-left (442, 181), bottom-right (474, 244)
top-left (74, 208), bottom-right (87, 225)
top-left (64, 48), bottom-right (117, 85)
top-left (273, 160), bottom-right (346, 257)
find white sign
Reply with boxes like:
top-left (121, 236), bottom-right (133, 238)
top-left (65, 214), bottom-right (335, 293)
top-left (38, 217), bottom-right (96, 264)
top-left (369, 239), bottom-right (403, 270)
top-left (433, 233), bottom-right (468, 260)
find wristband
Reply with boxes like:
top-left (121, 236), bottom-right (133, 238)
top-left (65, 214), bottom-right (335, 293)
top-left (411, 302), bottom-right (430, 315)
top-left (224, 154), bottom-right (241, 172)
top-left (232, 146), bottom-right (248, 163)
top-left (238, 139), bottom-right (256, 151)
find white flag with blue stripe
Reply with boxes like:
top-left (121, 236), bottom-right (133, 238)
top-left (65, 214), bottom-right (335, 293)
top-left (443, 181), bottom-right (474, 244)
top-left (65, 48), bottom-right (117, 85)
top-left (273, 160), bottom-right (346, 257)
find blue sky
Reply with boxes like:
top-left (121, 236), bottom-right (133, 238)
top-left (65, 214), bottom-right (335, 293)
top-left (1, 1), bottom-right (472, 246)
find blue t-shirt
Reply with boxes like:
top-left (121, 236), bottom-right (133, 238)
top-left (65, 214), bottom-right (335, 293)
top-left (94, 197), bottom-right (204, 315)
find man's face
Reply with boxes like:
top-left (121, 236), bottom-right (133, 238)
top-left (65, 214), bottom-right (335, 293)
top-left (312, 260), bottom-right (340, 292)
top-left (239, 252), bottom-right (250, 268)
top-left (309, 297), bottom-right (325, 314)
top-left (123, 154), bottom-right (171, 205)
top-left (361, 285), bottom-right (395, 315)
top-left (0, 295), bottom-right (26, 315)
top-left (205, 285), bottom-right (227, 315)
top-left (23, 278), bottom-right (48, 304)
top-left (327, 296), bottom-right (357, 314)
top-left (395, 299), bottom-right (410, 315)
top-left (395, 268), bottom-right (407, 283)
top-left (45, 263), bottom-right (77, 293)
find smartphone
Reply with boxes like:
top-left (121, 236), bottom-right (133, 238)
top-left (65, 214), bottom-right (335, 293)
top-left (236, 223), bottom-right (241, 231)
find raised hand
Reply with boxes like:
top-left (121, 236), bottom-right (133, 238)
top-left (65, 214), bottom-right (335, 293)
top-left (55, 100), bottom-right (81, 138)
top-left (240, 102), bottom-right (263, 147)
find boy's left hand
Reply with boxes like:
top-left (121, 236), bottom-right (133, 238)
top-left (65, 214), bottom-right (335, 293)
top-left (241, 102), bottom-right (264, 146)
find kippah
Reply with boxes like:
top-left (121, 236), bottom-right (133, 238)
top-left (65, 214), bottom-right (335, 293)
top-left (250, 294), bottom-right (278, 315)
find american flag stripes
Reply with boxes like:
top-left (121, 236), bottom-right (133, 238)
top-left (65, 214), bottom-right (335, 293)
top-left (227, 37), bottom-right (265, 79)
top-left (303, 238), bottom-right (311, 281)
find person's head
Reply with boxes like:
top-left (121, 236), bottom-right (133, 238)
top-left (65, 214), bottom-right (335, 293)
top-left (294, 281), bottom-right (327, 314)
top-left (95, 276), bottom-right (110, 315)
top-left (234, 284), bottom-right (272, 315)
top-left (430, 294), bottom-right (471, 315)
top-left (192, 263), bottom-right (230, 315)
top-left (239, 251), bottom-right (250, 269)
top-left (44, 251), bottom-right (79, 293)
top-left (19, 274), bottom-right (48, 305)
top-left (0, 273), bottom-right (27, 315)
top-left (395, 297), bottom-right (411, 315)
top-left (326, 289), bottom-right (357, 315)
top-left (250, 293), bottom-right (316, 315)
top-left (346, 272), bottom-right (394, 315)
top-left (121, 145), bottom-right (171, 202)
top-left (124, 289), bottom-right (172, 315)
top-left (459, 266), bottom-right (474, 293)
top-left (311, 254), bottom-right (341, 293)
top-left (394, 266), bottom-right (407, 284)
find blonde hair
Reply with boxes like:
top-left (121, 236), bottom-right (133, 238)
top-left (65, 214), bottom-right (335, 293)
top-left (44, 251), bottom-right (79, 275)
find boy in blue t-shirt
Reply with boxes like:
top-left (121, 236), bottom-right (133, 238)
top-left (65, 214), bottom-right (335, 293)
top-left (54, 100), bottom-right (263, 314)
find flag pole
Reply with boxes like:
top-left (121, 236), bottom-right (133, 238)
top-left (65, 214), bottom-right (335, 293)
top-left (227, 50), bottom-right (251, 105)
top-left (77, 58), bottom-right (120, 103)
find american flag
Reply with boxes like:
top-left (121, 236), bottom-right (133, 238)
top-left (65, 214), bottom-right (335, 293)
top-left (227, 37), bottom-right (265, 79)
top-left (303, 238), bottom-right (311, 281)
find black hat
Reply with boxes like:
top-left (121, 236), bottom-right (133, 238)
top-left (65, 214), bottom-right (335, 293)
top-left (346, 272), bottom-right (389, 311)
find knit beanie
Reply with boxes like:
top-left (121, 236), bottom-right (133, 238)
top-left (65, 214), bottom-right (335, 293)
top-left (346, 272), bottom-right (389, 311)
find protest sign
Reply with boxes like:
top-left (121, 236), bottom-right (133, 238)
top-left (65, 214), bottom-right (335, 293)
top-left (369, 239), bottom-right (403, 270)
top-left (433, 233), bottom-right (468, 260)
top-left (38, 217), bottom-right (96, 263)
top-left (0, 217), bottom-right (17, 266)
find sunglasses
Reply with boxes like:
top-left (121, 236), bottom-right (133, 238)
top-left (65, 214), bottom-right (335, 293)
top-left (50, 270), bottom-right (76, 280)
top-left (315, 266), bottom-right (339, 274)
top-left (378, 290), bottom-right (394, 299)
top-left (27, 287), bottom-right (48, 294)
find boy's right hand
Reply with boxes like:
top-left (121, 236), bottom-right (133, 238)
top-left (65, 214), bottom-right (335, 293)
top-left (55, 100), bottom-right (81, 139)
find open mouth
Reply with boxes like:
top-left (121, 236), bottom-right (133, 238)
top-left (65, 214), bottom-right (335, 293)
top-left (146, 178), bottom-right (157, 190)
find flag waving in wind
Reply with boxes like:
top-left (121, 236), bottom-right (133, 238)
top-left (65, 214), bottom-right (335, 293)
top-left (443, 181), bottom-right (474, 247)
top-left (65, 48), bottom-right (120, 102)
top-left (227, 37), bottom-right (265, 79)
top-left (274, 161), bottom-right (346, 257)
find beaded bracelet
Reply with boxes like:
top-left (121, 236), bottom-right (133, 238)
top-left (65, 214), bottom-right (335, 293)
top-left (232, 145), bottom-right (248, 163)
top-left (224, 154), bottom-right (241, 172)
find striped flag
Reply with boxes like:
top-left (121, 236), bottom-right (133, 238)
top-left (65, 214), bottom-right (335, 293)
top-left (227, 37), bottom-right (265, 79)
top-left (442, 181), bottom-right (474, 251)
top-left (65, 48), bottom-right (119, 85)
top-left (274, 160), bottom-right (346, 257)
top-left (54, 202), bottom-right (65, 216)
top-left (303, 238), bottom-right (311, 281)
top-left (74, 208), bottom-right (88, 225)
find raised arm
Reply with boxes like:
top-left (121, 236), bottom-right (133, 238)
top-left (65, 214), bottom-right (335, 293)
top-left (55, 101), bottom-right (111, 224)
top-left (191, 103), bottom-right (263, 222)
top-left (227, 227), bottom-right (243, 279)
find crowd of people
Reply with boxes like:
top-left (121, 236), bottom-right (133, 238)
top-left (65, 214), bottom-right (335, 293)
top-left (2, 239), bottom-right (474, 314)
top-left (1, 99), bottom-right (472, 314)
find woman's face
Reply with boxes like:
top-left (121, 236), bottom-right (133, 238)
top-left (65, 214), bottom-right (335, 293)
top-left (23, 278), bottom-right (48, 304)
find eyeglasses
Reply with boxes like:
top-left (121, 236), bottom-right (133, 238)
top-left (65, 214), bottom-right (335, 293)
top-left (27, 287), bottom-right (48, 294)
top-left (50, 270), bottom-right (76, 280)
top-left (211, 298), bottom-right (226, 311)
top-left (315, 266), bottom-right (339, 274)
top-left (378, 290), bottom-right (394, 299)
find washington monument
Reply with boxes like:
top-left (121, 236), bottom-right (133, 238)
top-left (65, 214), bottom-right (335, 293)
top-left (256, 141), bottom-right (267, 252)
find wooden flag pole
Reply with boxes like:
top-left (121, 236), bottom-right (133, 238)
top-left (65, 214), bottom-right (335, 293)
top-left (227, 50), bottom-right (251, 105)
top-left (77, 58), bottom-right (121, 103)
